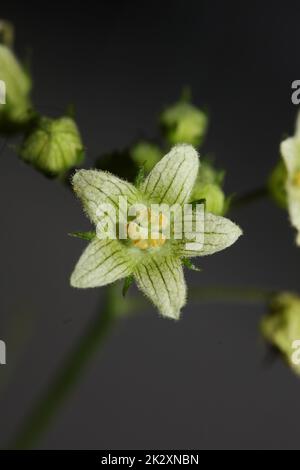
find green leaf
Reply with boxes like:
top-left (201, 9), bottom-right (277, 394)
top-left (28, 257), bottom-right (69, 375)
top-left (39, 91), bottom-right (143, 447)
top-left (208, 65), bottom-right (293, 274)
top-left (68, 231), bottom-right (96, 241)
top-left (182, 257), bottom-right (202, 272)
top-left (122, 275), bottom-right (134, 297)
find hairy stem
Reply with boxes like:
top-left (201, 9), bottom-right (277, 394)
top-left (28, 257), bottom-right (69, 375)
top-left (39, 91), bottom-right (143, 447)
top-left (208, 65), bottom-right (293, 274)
top-left (7, 286), bottom-right (125, 450)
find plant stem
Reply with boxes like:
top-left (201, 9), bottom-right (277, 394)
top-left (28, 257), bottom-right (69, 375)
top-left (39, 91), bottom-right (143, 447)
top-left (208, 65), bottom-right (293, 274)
top-left (7, 284), bottom-right (272, 449)
top-left (190, 286), bottom-right (274, 303)
top-left (232, 186), bottom-right (268, 209)
top-left (7, 287), bottom-right (122, 450)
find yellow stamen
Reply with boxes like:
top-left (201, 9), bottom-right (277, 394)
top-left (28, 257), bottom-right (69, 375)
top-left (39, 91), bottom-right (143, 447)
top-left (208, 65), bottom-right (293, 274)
top-left (133, 239), bottom-right (149, 250)
top-left (127, 210), bottom-right (168, 250)
top-left (293, 171), bottom-right (300, 188)
top-left (127, 221), bottom-right (148, 241)
top-left (149, 233), bottom-right (166, 248)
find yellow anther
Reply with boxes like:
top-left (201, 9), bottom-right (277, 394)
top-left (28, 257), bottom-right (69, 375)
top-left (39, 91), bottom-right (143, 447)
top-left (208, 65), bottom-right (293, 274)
top-left (293, 171), bottom-right (300, 188)
top-left (133, 239), bottom-right (149, 250)
top-left (149, 233), bottom-right (166, 248)
top-left (127, 209), bottom-right (168, 250)
top-left (135, 208), bottom-right (151, 227)
top-left (127, 221), bottom-right (148, 241)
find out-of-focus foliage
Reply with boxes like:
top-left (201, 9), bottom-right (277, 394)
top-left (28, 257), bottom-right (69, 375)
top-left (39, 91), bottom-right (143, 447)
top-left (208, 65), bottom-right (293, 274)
top-left (268, 159), bottom-right (288, 209)
top-left (261, 292), bottom-right (300, 376)
top-left (0, 44), bottom-right (33, 134)
top-left (159, 90), bottom-right (208, 148)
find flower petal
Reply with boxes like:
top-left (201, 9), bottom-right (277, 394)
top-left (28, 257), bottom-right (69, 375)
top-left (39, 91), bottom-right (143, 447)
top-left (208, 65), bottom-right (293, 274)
top-left (281, 130), bottom-right (300, 245)
top-left (286, 186), bottom-right (300, 246)
top-left (177, 212), bottom-right (242, 257)
top-left (71, 238), bottom-right (133, 288)
top-left (281, 137), bottom-right (300, 175)
top-left (72, 169), bottom-right (140, 225)
top-left (141, 144), bottom-right (199, 205)
top-left (134, 256), bottom-right (186, 320)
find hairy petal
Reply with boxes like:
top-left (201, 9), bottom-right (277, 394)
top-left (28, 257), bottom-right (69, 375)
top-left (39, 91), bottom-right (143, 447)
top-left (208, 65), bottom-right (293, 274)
top-left (71, 238), bottom-right (133, 288)
top-left (281, 138), bottom-right (300, 175)
top-left (141, 144), bottom-right (199, 205)
top-left (72, 169), bottom-right (140, 225)
top-left (134, 256), bottom-right (186, 320)
top-left (281, 134), bottom-right (300, 246)
top-left (177, 212), bottom-right (242, 257)
top-left (286, 186), bottom-right (300, 246)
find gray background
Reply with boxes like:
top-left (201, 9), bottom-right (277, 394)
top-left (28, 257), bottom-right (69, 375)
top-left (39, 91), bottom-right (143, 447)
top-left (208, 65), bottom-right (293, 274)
top-left (0, 0), bottom-right (300, 450)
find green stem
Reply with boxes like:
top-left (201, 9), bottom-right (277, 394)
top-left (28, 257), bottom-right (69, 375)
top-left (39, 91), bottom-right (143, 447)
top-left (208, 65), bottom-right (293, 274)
top-left (7, 287), bottom-right (121, 450)
top-left (7, 284), bottom-right (272, 450)
top-left (190, 286), bottom-right (274, 303)
top-left (232, 186), bottom-right (268, 209)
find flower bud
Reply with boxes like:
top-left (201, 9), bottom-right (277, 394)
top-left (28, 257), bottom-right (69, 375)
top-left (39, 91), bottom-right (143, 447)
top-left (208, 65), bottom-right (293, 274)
top-left (268, 159), bottom-right (288, 209)
top-left (0, 44), bottom-right (32, 133)
top-left (160, 98), bottom-right (208, 147)
top-left (191, 161), bottom-right (226, 215)
top-left (19, 116), bottom-right (84, 176)
top-left (192, 183), bottom-right (225, 215)
top-left (261, 293), bottom-right (300, 375)
top-left (130, 141), bottom-right (162, 173)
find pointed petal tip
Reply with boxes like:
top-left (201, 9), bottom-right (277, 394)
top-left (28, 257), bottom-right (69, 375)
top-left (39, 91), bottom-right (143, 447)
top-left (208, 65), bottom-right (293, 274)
top-left (159, 302), bottom-right (184, 321)
top-left (234, 222), bottom-right (243, 240)
top-left (134, 257), bottom-right (186, 320)
top-left (161, 310), bottom-right (181, 321)
top-left (172, 143), bottom-right (200, 163)
top-left (70, 271), bottom-right (80, 288)
top-left (225, 219), bottom-right (243, 249)
top-left (71, 168), bottom-right (87, 191)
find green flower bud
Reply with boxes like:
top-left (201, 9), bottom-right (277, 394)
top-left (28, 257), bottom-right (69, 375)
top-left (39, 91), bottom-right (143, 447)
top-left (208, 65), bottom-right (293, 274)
top-left (0, 20), bottom-right (14, 48)
top-left (19, 116), bottom-right (84, 176)
top-left (160, 98), bottom-right (208, 147)
top-left (192, 183), bottom-right (225, 215)
top-left (197, 161), bottom-right (225, 186)
top-left (191, 161), bottom-right (226, 215)
top-left (0, 44), bottom-right (33, 133)
top-left (130, 141), bottom-right (162, 173)
top-left (268, 159), bottom-right (288, 209)
top-left (261, 293), bottom-right (300, 375)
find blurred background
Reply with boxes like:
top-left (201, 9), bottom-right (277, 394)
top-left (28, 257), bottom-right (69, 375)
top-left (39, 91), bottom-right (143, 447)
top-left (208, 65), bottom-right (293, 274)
top-left (0, 0), bottom-right (300, 450)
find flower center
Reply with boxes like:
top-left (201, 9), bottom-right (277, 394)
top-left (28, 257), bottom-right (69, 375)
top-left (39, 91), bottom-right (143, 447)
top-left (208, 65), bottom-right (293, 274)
top-left (293, 171), bottom-right (300, 188)
top-left (127, 208), bottom-right (168, 250)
